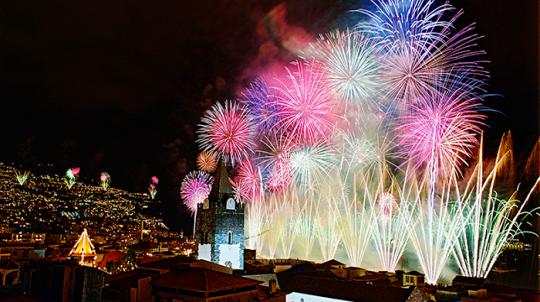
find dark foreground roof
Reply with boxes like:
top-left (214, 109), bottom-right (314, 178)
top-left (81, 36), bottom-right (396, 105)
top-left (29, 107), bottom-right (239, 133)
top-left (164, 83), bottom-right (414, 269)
top-left (278, 272), bottom-right (413, 302)
top-left (152, 268), bottom-right (260, 293)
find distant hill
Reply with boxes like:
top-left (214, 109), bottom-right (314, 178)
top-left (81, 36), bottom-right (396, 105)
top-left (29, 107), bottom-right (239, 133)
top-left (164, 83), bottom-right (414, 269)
top-left (0, 163), bottom-right (168, 246)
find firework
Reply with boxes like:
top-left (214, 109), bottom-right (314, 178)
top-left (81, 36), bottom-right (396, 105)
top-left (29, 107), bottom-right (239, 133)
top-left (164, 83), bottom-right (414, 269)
top-left (181, 171), bottom-right (214, 236)
top-left (197, 101), bottom-right (256, 165)
top-left (397, 83), bottom-right (486, 179)
top-left (308, 29), bottom-right (380, 103)
top-left (231, 159), bottom-right (261, 203)
top-left (240, 78), bottom-right (279, 134)
top-left (65, 167), bottom-right (80, 189)
top-left (257, 133), bottom-right (295, 192)
top-left (402, 174), bottom-right (469, 284)
top-left (452, 141), bottom-right (540, 278)
top-left (14, 169), bottom-right (30, 185)
top-left (180, 171), bottom-right (214, 213)
top-left (197, 151), bottom-right (218, 173)
top-left (270, 60), bottom-right (340, 144)
top-left (356, 0), bottom-right (488, 106)
top-left (148, 176), bottom-right (159, 199)
top-left (100, 172), bottom-right (111, 190)
top-left (187, 0), bottom-right (538, 285)
top-left (336, 175), bottom-right (373, 267)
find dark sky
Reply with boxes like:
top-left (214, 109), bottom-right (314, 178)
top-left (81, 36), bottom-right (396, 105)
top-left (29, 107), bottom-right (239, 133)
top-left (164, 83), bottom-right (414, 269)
top-left (0, 0), bottom-right (537, 232)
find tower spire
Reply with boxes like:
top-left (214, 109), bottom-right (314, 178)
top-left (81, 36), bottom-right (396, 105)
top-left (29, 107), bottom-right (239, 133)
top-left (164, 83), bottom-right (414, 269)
top-left (210, 160), bottom-right (233, 197)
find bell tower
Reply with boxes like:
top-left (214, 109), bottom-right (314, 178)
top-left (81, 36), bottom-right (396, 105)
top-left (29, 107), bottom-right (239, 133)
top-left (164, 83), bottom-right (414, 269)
top-left (195, 162), bottom-right (244, 269)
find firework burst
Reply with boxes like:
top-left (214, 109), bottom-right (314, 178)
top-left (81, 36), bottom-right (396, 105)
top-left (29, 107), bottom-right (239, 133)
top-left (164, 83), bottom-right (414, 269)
top-left (231, 159), bottom-right (262, 203)
top-left (185, 0), bottom-right (538, 285)
top-left (290, 142), bottom-right (335, 189)
top-left (271, 60), bottom-right (340, 144)
top-left (397, 84), bottom-right (486, 178)
top-left (197, 101), bottom-right (256, 165)
top-left (257, 133), bottom-right (295, 192)
top-left (197, 151), bottom-right (218, 173)
top-left (309, 29), bottom-right (380, 103)
top-left (357, 0), bottom-right (488, 106)
top-left (240, 78), bottom-right (279, 134)
top-left (180, 171), bottom-right (214, 213)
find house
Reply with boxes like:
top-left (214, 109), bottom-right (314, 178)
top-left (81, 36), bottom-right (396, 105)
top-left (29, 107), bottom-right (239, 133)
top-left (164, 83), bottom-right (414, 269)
top-left (402, 271), bottom-right (424, 287)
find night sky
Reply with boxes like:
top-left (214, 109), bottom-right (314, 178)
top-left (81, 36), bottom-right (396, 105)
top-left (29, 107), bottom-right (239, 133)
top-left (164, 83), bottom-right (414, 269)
top-left (0, 0), bottom-right (537, 233)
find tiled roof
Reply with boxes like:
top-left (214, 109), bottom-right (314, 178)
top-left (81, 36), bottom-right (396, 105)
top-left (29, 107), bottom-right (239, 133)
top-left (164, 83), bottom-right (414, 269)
top-left (138, 257), bottom-right (191, 270)
top-left (152, 268), bottom-right (260, 293)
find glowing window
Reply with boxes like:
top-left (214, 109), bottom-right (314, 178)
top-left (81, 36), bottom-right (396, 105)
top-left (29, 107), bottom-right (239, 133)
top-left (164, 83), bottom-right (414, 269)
top-left (226, 198), bottom-right (235, 210)
top-left (228, 231), bottom-right (233, 244)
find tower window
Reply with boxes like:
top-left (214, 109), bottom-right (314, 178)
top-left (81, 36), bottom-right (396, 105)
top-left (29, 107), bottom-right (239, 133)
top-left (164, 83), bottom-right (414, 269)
top-left (227, 231), bottom-right (232, 244)
top-left (203, 198), bottom-right (209, 209)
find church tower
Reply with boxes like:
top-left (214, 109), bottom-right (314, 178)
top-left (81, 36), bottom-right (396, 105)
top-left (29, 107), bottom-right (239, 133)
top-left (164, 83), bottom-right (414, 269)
top-left (195, 162), bottom-right (244, 269)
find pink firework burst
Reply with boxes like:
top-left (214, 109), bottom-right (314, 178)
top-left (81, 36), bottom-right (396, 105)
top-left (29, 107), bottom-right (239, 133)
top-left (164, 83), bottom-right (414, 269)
top-left (270, 60), bottom-right (341, 144)
top-left (397, 83), bottom-right (486, 177)
top-left (71, 167), bottom-right (80, 177)
top-left (197, 101), bottom-right (256, 165)
top-left (231, 159), bottom-right (261, 203)
top-left (180, 171), bottom-right (214, 214)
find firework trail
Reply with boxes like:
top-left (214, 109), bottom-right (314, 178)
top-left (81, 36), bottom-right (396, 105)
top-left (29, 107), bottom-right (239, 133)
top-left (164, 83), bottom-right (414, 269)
top-left (453, 139), bottom-right (540, 278)
top-left (14, 169), bottom-right (30, 185)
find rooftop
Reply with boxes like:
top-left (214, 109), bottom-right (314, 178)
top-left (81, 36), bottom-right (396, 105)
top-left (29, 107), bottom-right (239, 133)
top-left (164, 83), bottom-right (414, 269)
top-left (152, 267), bottom-right (260, 293)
